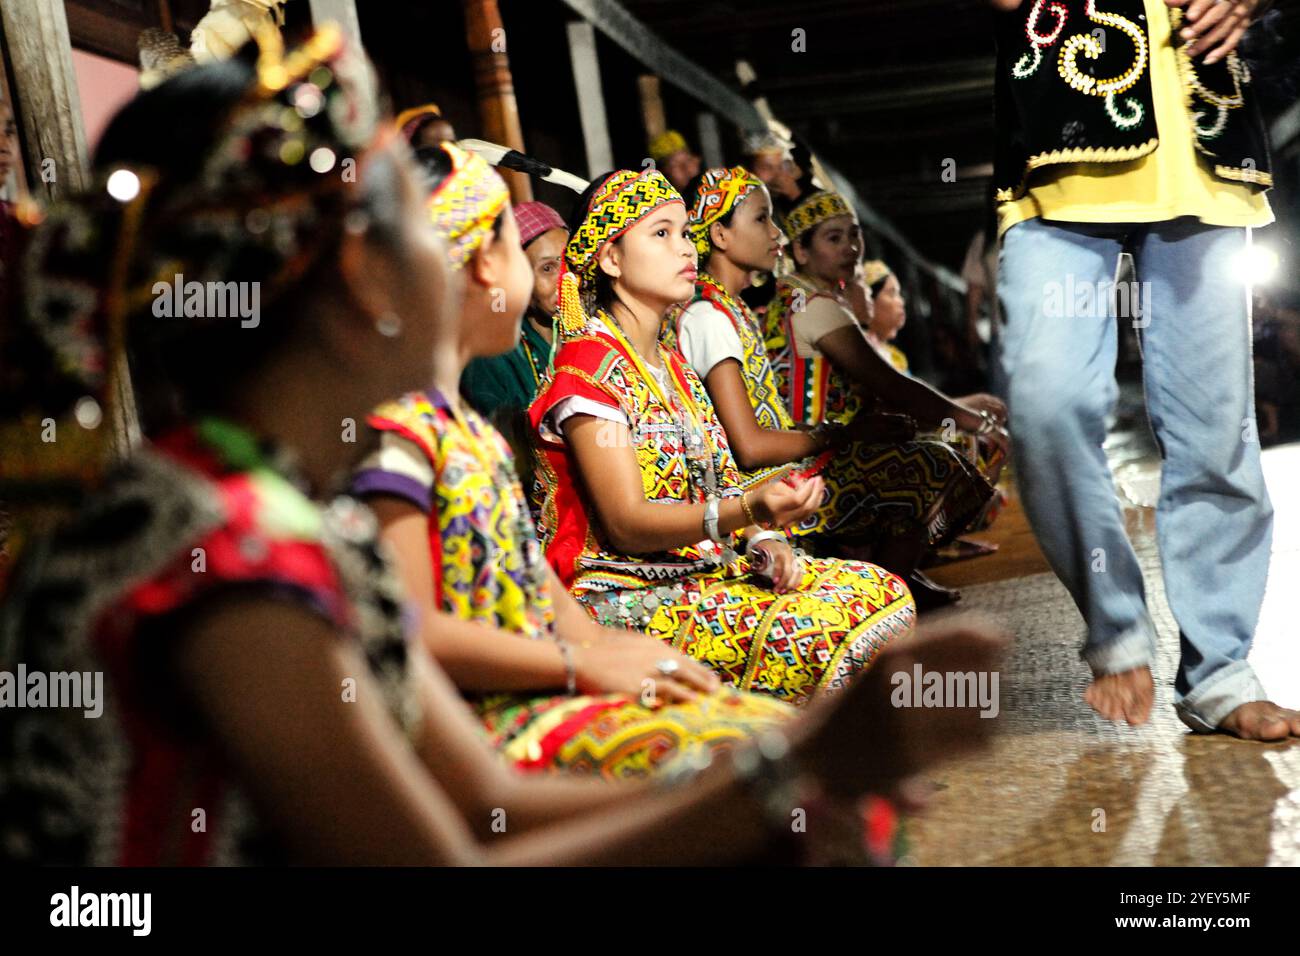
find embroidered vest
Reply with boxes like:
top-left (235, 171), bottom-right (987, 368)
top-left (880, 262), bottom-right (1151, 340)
top-left (763, 275), bottom-right (864, 428)
top-left (994, 1), bottom-right (1272, 200)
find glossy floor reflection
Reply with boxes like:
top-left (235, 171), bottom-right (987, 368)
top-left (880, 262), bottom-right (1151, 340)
top-left (911, 442), bottom-right (1300, 866)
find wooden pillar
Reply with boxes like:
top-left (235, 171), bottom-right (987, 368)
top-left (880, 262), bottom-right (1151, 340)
top-left (463, 0), bottom-right (532, 202)
top-left (566, 20), bottom-right (612, 179)
top-left (0, 0), bottom-right (89, 203)
top-left (638, 75), bottom-right (665, 148)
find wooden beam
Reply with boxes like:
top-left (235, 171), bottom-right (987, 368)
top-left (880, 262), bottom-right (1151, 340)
top-left (462, 0), bottom-right (532, 203)
top-left (0, 0), bottom-right (90, 202)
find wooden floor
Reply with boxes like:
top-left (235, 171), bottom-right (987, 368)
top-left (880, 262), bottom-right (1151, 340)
top-left (902, 441), bottom-right (1300, 866)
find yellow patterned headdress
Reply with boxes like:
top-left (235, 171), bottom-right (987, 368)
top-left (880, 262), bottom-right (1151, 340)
top-left (648, 129), bottom-right (688, 165)
top-left (785, 190), bottom-right (854, 243)
top-left (862, 259), bottom-right (893, 289)
top-left (556, 168), bottom-right (683, 337)
top-left (424, 141), bottom-right (510, 270)
top-left (687, 165), bottom-right (763, 258)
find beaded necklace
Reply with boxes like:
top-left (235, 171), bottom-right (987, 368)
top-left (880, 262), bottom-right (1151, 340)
top-left (601, 307), bottom-right (719, 501)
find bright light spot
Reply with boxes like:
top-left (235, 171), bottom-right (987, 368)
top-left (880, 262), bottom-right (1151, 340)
top-left (293, 83), bottom-right (324, 118)
top-left (105, 169), bottom-right (140, 202)
top-left (309, 147), bottom-right (337, 174)
top-left (1232, 244), bottom-right (1280, 285)
top-left (74, 396), bottom-right (102, 430)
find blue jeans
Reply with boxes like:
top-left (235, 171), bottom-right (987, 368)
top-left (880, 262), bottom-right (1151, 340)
top-left (998, 216), bottom-right (1274, 732)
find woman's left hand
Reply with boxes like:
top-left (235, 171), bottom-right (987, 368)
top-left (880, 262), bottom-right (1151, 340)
top-left (751, 539), bottom-right (804, 593)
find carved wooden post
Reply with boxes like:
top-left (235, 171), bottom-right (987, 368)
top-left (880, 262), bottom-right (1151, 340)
top-left (463, 0), bottom-right (532, 203)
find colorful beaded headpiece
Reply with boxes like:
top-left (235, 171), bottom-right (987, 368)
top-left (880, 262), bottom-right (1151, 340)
top-left (424, 141), bottom-right (510, 270)
top-left (555, 168), bottom-right (683, 337)
top-left (862, 259), bottom-right (893, 290)
top-left (687, 165), bottom-right (763, 258)
top-left (785, 190), bottom-right (853, 242)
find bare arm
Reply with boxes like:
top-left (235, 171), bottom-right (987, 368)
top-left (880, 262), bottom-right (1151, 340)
top-left (177, 595), bottom-right (1006, 864)
top-left (703, 359), bottom-right (822, 470)
top-left (174, 596), bottom-right (776, 863)
top-left (562, 414), bottom-right (822, 555)
top-left (817, 324), bottom-right (984, 433)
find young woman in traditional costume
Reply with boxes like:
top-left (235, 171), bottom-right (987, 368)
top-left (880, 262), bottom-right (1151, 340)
top-left (0, 29), bottom-right (1005, 866)
top-left (669, 167), bottom-right (996, 591)
top-left (762, 190), bottom-right (1011, 604)
top-left (527, 168), bottom-right (917, 706)
top-left (860, 258), bottom-right (1007, 530)
top-left (353, 143), bottom-right (793, 779)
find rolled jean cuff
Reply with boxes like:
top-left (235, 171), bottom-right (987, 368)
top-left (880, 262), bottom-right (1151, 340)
top-left (1175, 660), bottom-right (1265, 733)
top-left (1080, 620), bottom-right (1156, 676)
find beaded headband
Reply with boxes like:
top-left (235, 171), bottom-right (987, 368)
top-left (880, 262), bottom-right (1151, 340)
top-left (424, 141), bottom-right (510, 269)
top-left (556, 168), bottom-right (683, 337)
top-left (687, 165), bottom-right (762, 259)
top-left (785, 190), bottom-right (853, 242)
top-left (648, 129), bottom-right (688, 164)
top-left (862, 259), bottom-right (893, 289)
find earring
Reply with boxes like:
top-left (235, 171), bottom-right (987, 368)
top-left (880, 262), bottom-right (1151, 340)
top-left (376, 311), bottom-right (402, 338)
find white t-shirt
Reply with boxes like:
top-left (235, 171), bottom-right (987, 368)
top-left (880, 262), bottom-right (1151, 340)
top-left (540, 314), bottom-right (629, 442)
top-left (676, 300), bottom-right (745, 380)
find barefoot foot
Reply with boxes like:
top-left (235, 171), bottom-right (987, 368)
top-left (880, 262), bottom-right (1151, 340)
top-left (1216, 701), bottom-right (1300, 741)
top-left (1084, 665), bottom-right (1154, 726)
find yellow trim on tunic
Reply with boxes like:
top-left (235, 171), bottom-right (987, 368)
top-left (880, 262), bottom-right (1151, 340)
top-left (998, 0), bottom-right (1272, 239)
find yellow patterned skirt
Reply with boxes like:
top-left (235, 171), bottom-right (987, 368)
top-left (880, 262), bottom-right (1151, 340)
top-left (479, 687), bottom-right (794, 779)
top-left (578, 556), bottom-right (916, 706)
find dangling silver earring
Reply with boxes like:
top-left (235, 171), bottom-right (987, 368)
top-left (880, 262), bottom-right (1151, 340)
top-left (376, 311), bottom-right (402, 338)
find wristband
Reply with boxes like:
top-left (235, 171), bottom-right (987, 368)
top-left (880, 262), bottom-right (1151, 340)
top-left (745, 529), bottom-right (787, 557)
top-left (703, 496), bottom-right (723, 543)
top-left (740, 489), bottom-right (759, 526)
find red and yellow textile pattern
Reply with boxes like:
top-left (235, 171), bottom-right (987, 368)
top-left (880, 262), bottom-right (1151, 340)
top-left (763, 273), bottom-right (864, 427)
top-left (425, 142), bottom-right (510, 269)
top-left (528, 315), bottom-right (916, 705)
top-left (368, 389), bottom-right (792, 777)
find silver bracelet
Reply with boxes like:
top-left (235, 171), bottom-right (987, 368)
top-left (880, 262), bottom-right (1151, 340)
top-left (554, 639), bottom-right (577, 696)
top-left (745, 529), bottom-right (787, 558)
top-left (703, 496), bottom-right (723, 543)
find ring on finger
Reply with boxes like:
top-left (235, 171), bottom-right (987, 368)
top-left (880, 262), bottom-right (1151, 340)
top-left (655, 658), bottom-right (680, 677)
